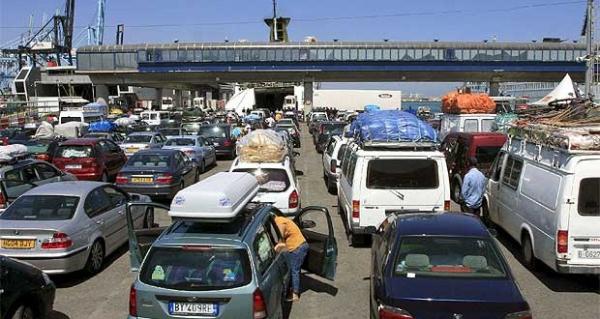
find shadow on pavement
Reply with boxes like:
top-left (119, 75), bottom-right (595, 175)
top-left (51, 243), bottom-right (129, 289)
top-left (494, 227), bottom-right (600, 294)
top-left (48, 310), bottom-right (71, 319)
top-left (300, 273), bottom-right (339, 296)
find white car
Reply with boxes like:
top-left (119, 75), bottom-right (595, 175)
top-left (321, 135), bottom-right (350, 193)
top-left (162, 135), bottom-right (217, 173)
top-left (229, 156), bottom-right (300, 215)
top-left (120, 132), bottom-right (166, 157)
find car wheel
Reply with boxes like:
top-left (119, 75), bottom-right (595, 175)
top-left (143, 207), bottom-right (155, 228)
top-left (101, 172), bottom-right (108, 183)
top-left (84, 240), bottom-right (105, 275)
top-left (200, 160), bottom-right (206, 174)
top-left (11, 304), bottom-right (35, 319)
top-left (451, 181), bottom-right (461, 203)
top-left (521, 234), bottom-right (537, 270)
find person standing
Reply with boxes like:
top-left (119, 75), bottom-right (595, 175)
top-left (274, 215), bottom-right (309, 302)
top-left (461, 157), bottom-right (487, 216)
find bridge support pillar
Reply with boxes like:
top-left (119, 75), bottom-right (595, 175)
top-left (174, 89), bottom-right (183, 109)
top-left (155, 88), bottom-right (163, 111)
top-left (489, 82), bottom-right (500, 96)
top-left (94, 85), bottom-right (109, 102)
top-left (303, 81), bottom-right (313, 113)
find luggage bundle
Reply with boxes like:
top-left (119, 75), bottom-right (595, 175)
top-left (237, 129), bottom-right (287, 162)
top-left (0, 144), bottom-right (29, 162)
top-left (349, 110), bottom-right (438, 144)
top-left (441, 91), bottom-right (496, 114)
top-left (89, 120), bottom-right (115, 132)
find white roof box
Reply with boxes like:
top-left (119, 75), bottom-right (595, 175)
top-left (169, 172), bottom-right (259, 220)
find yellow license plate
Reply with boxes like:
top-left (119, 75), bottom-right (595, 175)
top-left (127, 148), bottom-right (138, 153)
top-left (1, 239), bottom-right (35, 249)
top-left (131, 177), bottom-right (153, 183)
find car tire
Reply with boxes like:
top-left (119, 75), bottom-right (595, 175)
top-left (195, 168), bottom-right (200, 183)
top-left (200, 160), bottom-right (206, 174)
top-left (84, 240), bottom-right (105, 275)
top-left (11, 304), bottom-right (35, 319)
top-left (521, 234), bottom-right (537, 271)
top-left (143, 207), bottom-right (155, 228)
top-left (100, 172), bottom-right (108, 183)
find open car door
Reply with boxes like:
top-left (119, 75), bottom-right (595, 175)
top-left (293, 206), bottom-right (337, 280)
top-left (126, 202), bottom-right (170, 271)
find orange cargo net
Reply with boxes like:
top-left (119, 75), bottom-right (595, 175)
top-left (442, 91), bottom-right (496, 114)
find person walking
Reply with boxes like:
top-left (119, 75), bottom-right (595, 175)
top-left (274, 215), bottom-right (309, 302)
top-left (461, 157), bottom-right (487, 216)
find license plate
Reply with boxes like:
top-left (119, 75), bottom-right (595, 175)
top-left (213, 142), bottom-right (219, 146)
top-left (578, 249), bottom-right (600, 259)
top-left (168, 302), bottom-right (218, 316)
top-left (131, 177), bottom-right (153, 184)
top-left (1, 239), bottom-right (35, 249)
top-left (127, 148), bottom-right (138, 153)
top-left (65, 164), bottom-right (81, 169)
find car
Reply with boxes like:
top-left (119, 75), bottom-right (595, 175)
top-left (274, 124), bottom-right (301, 148)
top-left (116, 149), bottom-right (199, 199)
top-left (0, 256), bottom-right (56, 319)
top-left (308, 112), bottom-right (329, 134)
top-left (439, 113), bottom-right (497, 140)
top-left (198, 124), bottom-right (237, 159)
top-left (230, 156), bottom-right (301, 216)
top-left (125, 172), bottom-right (337, 319)
top-left (321, 135), bottom-right (350, 194)
top-left (313, 121), bottom-right (346, 153)
top-left (83, 131), bottom-right (126, 144)
top-left (120, 132), bottom-right (167, 157)
top-left (162, 135), bottom-right (217, 172)
top-left (441, 132), bottom-right (507, 202)
top-left (280, 115), bottom-right (300, 130)
top-left (53, 138), bottom-right (127, 182)
top-left (23, 138), bottom-right (66, 162)
top-left (370, 212), bottom-right (531, 319)
top-left (0, 181), bottom-right (151, 274)
top-left (158, 127), bottom-right (188, 139)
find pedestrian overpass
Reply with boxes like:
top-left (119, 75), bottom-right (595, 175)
top-left (76, 41), bottom-right (587, 86)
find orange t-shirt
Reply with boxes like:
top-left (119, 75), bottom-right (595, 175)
top-left (274, 216), bottom-right (306, 252)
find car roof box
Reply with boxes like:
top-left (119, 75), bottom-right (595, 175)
top-left (169, 172), bottom-right (259, 221)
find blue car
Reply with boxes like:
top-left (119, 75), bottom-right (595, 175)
top-left (370, 212), bottom-right (531, 319)
top-left (162, 135), bottom-right (217, 173)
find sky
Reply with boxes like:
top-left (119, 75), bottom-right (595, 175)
top-left (0, 0), bottom-right (589, 96)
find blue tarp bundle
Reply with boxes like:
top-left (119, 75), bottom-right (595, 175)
top-left (89, 120), bottom-right (115, 132)
top-left (364, 104), bottom-right (381, 112)
top-left (349, 110), bottom-right (438, 143)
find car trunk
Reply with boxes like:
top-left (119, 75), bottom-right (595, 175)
top-left (0, 222), bottom-right (62, 255)
top-left (119, 167), bottom-right (173, 186)
top-left (122, 143), bottom-right (150, 154)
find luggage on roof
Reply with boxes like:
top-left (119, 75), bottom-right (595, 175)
top-left (89, 120), bottom-right (115, 132)
top-left (0, 144), bottom-right (29, 162)
top-left (169, 172), bottom-right (259, 220)
top-left (237, 129), bottom-right (287, 163)
top-left (441, 91), bottom-right (496, 114)
top-left (349, 110), bottom-right (438, 145)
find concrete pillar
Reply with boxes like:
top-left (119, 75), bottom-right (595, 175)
top-left (94, 84), bottom-right (110, 102)
top-left (303, 81), bottom-right (313, 113)
top-left (489, 82), bottom-right (500, 96)
top-left (155, 88), bottom-right (162, 111)
top-left (174, 89), bottom-right (183, 109)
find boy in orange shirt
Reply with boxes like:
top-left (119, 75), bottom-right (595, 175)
top-left (274, 215), bottom-right (308, 302)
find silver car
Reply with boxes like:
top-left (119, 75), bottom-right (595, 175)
top-left (0, 181), bottom-right (151, 274)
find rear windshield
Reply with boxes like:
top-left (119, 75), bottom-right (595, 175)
top-left (321, 124), bottom-right (345, 135)
top-left (199, 126), bottom-right (228, 138)
top-left (0, 195), bottom-right (79, 220)
top-left (165, 138), bottom-right (195, 146)
top-left (60, 116), bottom-right (82, 124)
top-left (140, 247), bottom-right (251, 291)
top-left (476, 146), bottom-right (502, 169)
top-left (394, 236), bottom-right (506, 279)
top-left (125, 135), bottom-right (152, 143)
top-left (127, 154), bottom-right (171, 168)
top-left (312, 114), bottom-right (327, 121)
top-left (578, 178), bottom-right (600, 216)
top-left (233, 168), bottom-right (290, 192)
top-left (160, 129), bottom-right (182, 136)
top-left (367, 159), bottom-right (439, 189)
top-left (56, 145), bottom-right (93, 158)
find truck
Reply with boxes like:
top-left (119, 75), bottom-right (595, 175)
top-left (312, 89), bottom-right (402, 111)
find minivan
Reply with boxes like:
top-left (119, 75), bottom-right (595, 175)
top-left (484, 137), bottom-right (600, 274)
top-left (439, 114), bottom-right (497, 140)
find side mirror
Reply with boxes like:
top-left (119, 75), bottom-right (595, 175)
top-left (300, 220), bottom-right (316, 229)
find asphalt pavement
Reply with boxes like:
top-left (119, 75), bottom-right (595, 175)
top-left (49, 126), bottom-right (600, 319)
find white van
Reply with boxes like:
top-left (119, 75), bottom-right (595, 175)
top-left (58, 111), bottom-right (104, 125)
top-left (484, 137), bottom-right (600, 274)
top-left (337, 141), bottom-right (451, 245)
top-left (140, 111), bottom-right (170, 126)
top-left (439, 114), bottom-right (496, 140)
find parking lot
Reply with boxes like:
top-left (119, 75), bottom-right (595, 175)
top-left (48, 126), bottom-right (600, 319)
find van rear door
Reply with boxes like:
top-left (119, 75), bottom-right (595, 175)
top-left (568, 159), bottom-right (600, 265)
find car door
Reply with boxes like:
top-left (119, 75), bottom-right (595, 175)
top-left (83, 188), bottom-right (117, 251)
top-left (497, 155), bottom-right (524, 238)
top-left (174, 152), bottom-right (193, 186)
top-left (105, 140), bottom-right (125, 175)
top-left (293, 206), bottom-right (338, 280)
top-left (33, 162), bottom-right (61, 185)
top-left (126, 202), bottom-right (170, 271)
top-left (101, 186), bottom-right (130, 245)
top-left (486, 151), bottom-right (507, 222)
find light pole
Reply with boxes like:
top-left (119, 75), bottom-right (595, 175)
top-left (585, 0), bottom-right (594, 98)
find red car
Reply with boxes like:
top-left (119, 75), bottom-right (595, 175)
top-left (441, 132), bottom-right (507, 202)
top-left (52, 138), bottom-right (127, 181)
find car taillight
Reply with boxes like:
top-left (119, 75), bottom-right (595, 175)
top-left (330, 159), bottom-right (337, 173)
top-left (223, 140), bottom-right (233, 147)
top-left (378, 305), bottom-right (414, 319)
top-left (557, 230), bottom-right (568, 254)
top-left (156, 174), bottom-right (173, 185)
top-left (36, 153), bottom-right (50, 161)
top-left (289, 190), bottom-right (299, 209)
top-left (444, 200), bottom-right (451, 211)
top-left (352, 200), bottom-right (360, 219)
top-left (41, 232), bottom-right (72, 249)
top-left (129, 285), bottom-right (137, 317)
top-left (253, 289), bottom-right (267, 319)
top-left (0, 191), bottom-right (6, 209)
top-left (505, 310), bottom-right (532, 319)
top-left (115, 174), bottom-right (128, 184)
top-left (184, 149), bottom-right (196, 156)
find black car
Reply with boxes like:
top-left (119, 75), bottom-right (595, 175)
top-left (314, 121), bottom-right (346, 153)
top-left (198, 124), bottom-right (237, 159)
top-left (370, 212), bottom-right (530, 319)
top-left (115, 149), bottom-right (198, 199)
top-left (0, 255), bottom-right (56, 319)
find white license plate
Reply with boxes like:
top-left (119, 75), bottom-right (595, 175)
top-left (65, 164), bottom-right (82, 169)
top-left (578, 249), bottom-right (600, 259)
top-left (169, 302), bottom-right (218, 316)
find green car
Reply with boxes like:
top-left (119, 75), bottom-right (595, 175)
top-left (126, 203), bottom-right (337, 319)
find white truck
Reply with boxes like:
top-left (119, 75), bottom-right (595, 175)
top-left (313, 89), bottom-right (402, 111)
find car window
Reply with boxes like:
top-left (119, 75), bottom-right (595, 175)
top-left (475, 146), bottom-right (502, 172)
top-left (253, 225), bottom-right (276, 274)
top-left (464, 119), bottom-right (478, 132)
top-left (347, 153), bottom-right (358, 186)
top-left (367, 159), bottom-right (439, 189)
top-left (165, 138), bottom-right (195, 146)
top-left (394, 236), bottom-right (507, 279)
top-left (21, 165), bottom-right (39, 181)
top-left (105, 140), bottom-right (121, 152)
top-left (337, 144), bottom-right (348, 161)
top-left (578, 178), bottom-right (600, 216)
top-left (501, 156), bottom-right (523, 190)
top-left (490, 152), bottom-right (506, 182)
top-left (481, 119), bottom-right (495, 132)
top-left (0, 195), bottom-right (79, 220)
top-left (199, 126), bottom-right (227, 138)
top-left (103, 186), bottom-right (127, 207)
top-left (34, 163), bottom-right (59, 180)
top-left (125, 135), bottom-right (152, 143)
top-left (2, 168), bottom-right (36, 198)
top-left (232, 168), bottom-right (290, 193)
top-left (326, 139), bottom-right (337, 156)
top-left (127, 154), bottom-right (171, 168)
top-left (266, 215), bottom-right (283, 244)
top-left (84, 188), bottom-right (112, 217)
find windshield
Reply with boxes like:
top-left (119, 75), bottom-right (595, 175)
top-left (125, 135), bottom-right (152, 143)
top-left (140, 247), bottom-right (251, 291)
top-left (127, 154), bottom-right (171, 168)
top-left (56, 145), bottom-right (93, 158)
top-left (165, 138), bottom-right (195, 146)
top-left (233, 168), bottom-right (290, 192)
top-left (199, 126), bottom-right (228, 138)
top-left (0, 195), bottom-right (80, 220)
top-left (394, 236), bottom-right (507, 278)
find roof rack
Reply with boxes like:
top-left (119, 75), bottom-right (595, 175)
top-left (359, 139), bottom-right (440, 151)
